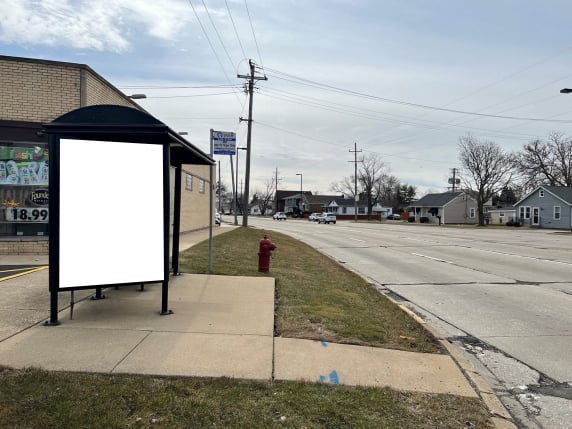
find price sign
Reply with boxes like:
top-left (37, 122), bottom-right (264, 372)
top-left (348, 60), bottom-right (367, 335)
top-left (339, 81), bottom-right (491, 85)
top-left (6, 207), bottom-right (49, 222)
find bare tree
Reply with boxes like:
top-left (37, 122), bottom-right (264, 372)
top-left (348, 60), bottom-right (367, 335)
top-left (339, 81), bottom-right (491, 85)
top-left (516, 132), bottom-right (572, 191)
top-left (375, 174), bottom-right (399, 207)
top-left (458, 134), bottom-right (514, 226)
top-left (255, 177), bottom-right (277, 215)
top-left (330, 175), bottom-right (358, 198)
top-left (359, 153), bottom-right (387, 220)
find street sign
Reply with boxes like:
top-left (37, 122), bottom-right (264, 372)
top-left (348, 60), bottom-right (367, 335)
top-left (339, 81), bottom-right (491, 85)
top-left (212, 131), bottom-right (236, 155)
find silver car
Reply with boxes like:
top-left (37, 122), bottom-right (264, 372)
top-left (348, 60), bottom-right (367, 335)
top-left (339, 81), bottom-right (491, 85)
top-left (318, 213), bottom-right (337, 224)
top-left (273, 212), bottom-right (287, 220)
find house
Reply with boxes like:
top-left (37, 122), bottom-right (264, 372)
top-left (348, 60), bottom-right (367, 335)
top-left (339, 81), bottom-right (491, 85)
top-left (275, 190), bottom-right (312, 213)
top-left (305, 194), bottom-right (339, 214)
top-left (408, 191), bottom-right (477, 225)
top-left (488, 209), bottom-right (517, 225)
top-left (322, 197), bottom-right (394, 220)
top-left (283, 191), bottom-right (312, 214)
top-left (514, 185), bottom-right (572, 229)
top-left (372, 203), bottom-right (393, 218)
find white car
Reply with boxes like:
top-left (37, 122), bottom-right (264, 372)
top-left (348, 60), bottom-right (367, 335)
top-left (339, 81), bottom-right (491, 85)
top-left (317, 213), bottom-right (337, 224)
top-left (309, 213), bottom-right (320, 221)
top-left (273, 212), bottom-right (287, 220)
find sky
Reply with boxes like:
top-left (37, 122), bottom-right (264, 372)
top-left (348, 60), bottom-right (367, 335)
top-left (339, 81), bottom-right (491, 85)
top-left (2, 0), bottom-right (572, 198)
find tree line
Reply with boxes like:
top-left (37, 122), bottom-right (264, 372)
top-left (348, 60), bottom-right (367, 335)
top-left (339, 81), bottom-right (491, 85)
top-left (330, 153), bottom-right (417, 220)
top-left (459, 131), bottom-right (572, 226)
top-left (217, 131), bottom-right (571, 225)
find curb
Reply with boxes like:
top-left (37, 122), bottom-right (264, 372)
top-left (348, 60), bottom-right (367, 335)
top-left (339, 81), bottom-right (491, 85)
top-left (419, 317), bottom-right (517, 429)
top-left (336, 265), bottom-right (518, 429)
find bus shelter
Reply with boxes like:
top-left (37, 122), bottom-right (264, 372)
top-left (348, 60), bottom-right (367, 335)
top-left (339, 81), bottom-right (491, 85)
top-left (43, 105), bottom-right (214, 324)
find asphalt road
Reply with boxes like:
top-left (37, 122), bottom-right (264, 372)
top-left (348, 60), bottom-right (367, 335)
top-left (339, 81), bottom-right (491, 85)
top-left (248, 217), bottom-right (572, 428)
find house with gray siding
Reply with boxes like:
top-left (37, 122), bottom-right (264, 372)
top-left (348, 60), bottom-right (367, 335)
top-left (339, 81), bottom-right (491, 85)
top-left (514, 185), bottom-right (572, 229)
top-left (408, 191), bottom-right (477, 224)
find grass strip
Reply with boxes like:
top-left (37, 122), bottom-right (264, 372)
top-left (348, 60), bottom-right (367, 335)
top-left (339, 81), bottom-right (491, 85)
top-left (0, 368), bottom-right (493, 428)
top-left (180, 227), bottom-right (440, 353)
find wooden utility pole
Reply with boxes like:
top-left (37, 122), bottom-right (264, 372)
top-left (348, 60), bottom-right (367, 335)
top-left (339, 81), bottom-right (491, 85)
top-left (238, 59), bottom-right (267, 226)
top-left (349, 142), bottom-right (362, 222)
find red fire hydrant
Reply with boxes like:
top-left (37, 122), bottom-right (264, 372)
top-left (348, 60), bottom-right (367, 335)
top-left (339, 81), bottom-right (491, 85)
top-left (258, 235), bottom-right (277, 272)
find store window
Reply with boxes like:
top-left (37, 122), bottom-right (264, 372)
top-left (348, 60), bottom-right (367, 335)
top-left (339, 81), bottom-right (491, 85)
top-left (0, 142), bottom-right (49, 236)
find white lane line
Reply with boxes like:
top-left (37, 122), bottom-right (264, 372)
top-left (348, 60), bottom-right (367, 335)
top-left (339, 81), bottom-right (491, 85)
top-left (349, 238), bottom-right (366, 243)
top-left (411, 253), bottom-right (452, 264)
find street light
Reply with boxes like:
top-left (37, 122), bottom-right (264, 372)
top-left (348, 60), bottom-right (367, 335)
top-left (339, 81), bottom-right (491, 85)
top-left (296, 173), bottom-right (303, 217)
top-left (234, 147), bottom-right (247, 225)
top-left (560, 88), bottom-right (572, 94)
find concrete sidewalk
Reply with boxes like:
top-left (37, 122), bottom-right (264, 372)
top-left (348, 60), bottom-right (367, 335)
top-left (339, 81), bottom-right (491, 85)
top-left (0, 272), bottom-right (475, 397)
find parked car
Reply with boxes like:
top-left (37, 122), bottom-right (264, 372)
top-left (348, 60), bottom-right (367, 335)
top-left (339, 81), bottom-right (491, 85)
top-left (386, 214), bottom-right (401, 220)
top-left (273, 212), bottom-right (287, 220)
top-left (309, 212), bottom-right (320, 221)
top-left (317, 213), bottom-right (337, 224)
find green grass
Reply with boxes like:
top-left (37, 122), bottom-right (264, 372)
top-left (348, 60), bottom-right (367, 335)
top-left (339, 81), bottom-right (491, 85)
top-left (180, 227), bottom-right (440, 353)
top-left (0, 368), bottom-right (493, 429)
top-left (0, 227), bottom-right (495, 428)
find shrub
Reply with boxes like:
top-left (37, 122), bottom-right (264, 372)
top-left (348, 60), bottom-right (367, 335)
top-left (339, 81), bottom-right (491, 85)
top-left (420, 217), bottom-right (429, 223)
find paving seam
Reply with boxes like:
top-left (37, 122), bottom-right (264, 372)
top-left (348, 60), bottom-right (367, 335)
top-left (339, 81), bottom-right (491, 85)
top-left (111, 331), bottom-right (152, 373)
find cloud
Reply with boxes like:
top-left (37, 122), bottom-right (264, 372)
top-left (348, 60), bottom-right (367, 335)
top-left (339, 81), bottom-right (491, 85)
top-left (0, 0), bottom-right (192, 53)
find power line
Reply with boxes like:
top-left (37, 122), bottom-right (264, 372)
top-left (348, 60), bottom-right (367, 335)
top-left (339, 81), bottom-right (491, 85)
top-left (264, 67), bottom-right (572, 123)
top-left (254, 120), bottom-right (452, 164)
top-left (119, 84), bottom-right (240, 89)
top-left (225, 0), bottom-right (247, 62)
top-left (186, 0), bottom-right (243, 106)
top-left (258, 88), bottom-right (539, 142)
top-left (201, 0), bottom-right (236, 70)
top-left (244, 0), bottom-right (264, 69)
top-left (143, 91), bottom-right (239, 99)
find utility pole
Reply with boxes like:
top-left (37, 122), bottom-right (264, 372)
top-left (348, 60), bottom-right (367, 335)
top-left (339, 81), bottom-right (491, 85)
top-left (448, 168), bottom-right (460, 192)
top-left (238, 59), bottom-right (267, 226)
top-left (275, 167), bottom-right (279, 213)
top-left (349, 142), bottom-right (362, 222)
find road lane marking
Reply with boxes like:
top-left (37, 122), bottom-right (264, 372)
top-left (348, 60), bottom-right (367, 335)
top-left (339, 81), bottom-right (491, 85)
top-left (0, 266), bottom-right (48, 282)
top-left (349, 238), bottom-right (366, 243)
top-left (411, 253), bottom-right (452, 264)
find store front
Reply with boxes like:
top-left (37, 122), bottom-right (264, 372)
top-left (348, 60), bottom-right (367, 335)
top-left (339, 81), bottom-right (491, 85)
top-left (0, 141), bottom-right (49, 236)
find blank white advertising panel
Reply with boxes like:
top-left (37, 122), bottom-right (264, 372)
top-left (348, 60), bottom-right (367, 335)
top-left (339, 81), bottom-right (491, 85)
top-left (59, 139), bottom-right (165, 288)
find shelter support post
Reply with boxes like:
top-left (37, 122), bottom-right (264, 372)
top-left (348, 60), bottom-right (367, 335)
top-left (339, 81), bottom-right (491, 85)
top-left (161, 143), bottom-right (173, 315)
top-left (172, 164), bottom-right (182, 276)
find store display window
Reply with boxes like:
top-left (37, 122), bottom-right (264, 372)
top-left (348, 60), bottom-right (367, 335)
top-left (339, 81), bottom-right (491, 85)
top-left (0, 142), bottom-right (49, 236)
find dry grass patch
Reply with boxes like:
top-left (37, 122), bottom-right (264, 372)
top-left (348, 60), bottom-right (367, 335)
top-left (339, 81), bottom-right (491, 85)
top-left (180, 227), bottom-right (440, 353)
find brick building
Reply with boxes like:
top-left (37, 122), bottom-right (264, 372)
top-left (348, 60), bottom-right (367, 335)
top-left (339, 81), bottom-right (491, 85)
top-left (0, 55), bottom-right (213, 254)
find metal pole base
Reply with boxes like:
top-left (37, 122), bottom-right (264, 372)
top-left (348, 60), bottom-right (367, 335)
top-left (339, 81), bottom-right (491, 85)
top-left (90, 287), bottom-right (106, 300)
top-left (160, 309), bottom-right (174, 316)
top-left (44, 320), bottom-right (61, 326)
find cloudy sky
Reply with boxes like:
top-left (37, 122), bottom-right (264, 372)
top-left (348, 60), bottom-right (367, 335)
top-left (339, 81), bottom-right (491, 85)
top-left (2, 0), bottom-right (572, 197)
